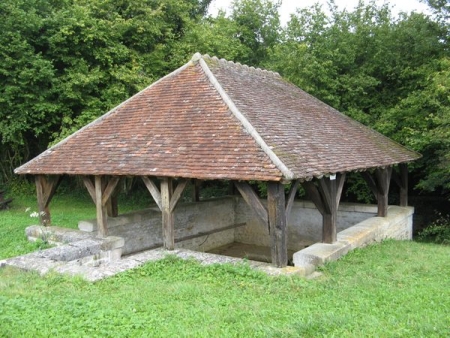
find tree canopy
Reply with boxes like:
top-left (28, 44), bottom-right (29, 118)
top-left (1, 0), bottom-right (448, 199)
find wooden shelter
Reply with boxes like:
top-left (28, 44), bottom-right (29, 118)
top-left (15, 53), bottom-right (420, 267)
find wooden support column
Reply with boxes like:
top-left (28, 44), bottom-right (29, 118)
top-left (302, 173), bottom-right (345, 244)
top-left (35, 175), bottom-right (61, 226)
top-left (192, 179), bottom-right (201, 202)
top-left (375, 167), bottom-right (392, 217)
top-left (95, 176), bottom-right (108, 237)
top-left (392, 164), bottom-right (408, 207)
top-left (161, 178), bottom-right (173, 249)
top-left (159, 178), bottom-right (188, 250)
top-left (267, 182), bottom-right (287, 267)
top-left (86, 176), bottom-right (120, 237)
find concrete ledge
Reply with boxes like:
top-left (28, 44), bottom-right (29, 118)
top-left (293, 205), bottom-right (414, 275)
top-left (26, 225), bottom-right (92, 244)
top-left (293, 242), bottom-right (350, 267)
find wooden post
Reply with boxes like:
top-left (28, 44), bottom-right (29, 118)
top-left (319, 177), bottom-right (337, 244)
top-left (375, 167), bottom-right (392, 217)
top-left (267, 182), bottom-right (287, 267)
top-left (193, 179), bottom-right (201, 202)
top-left (302, 173), bottom-right (345, 244)
top-left (161, 178), bottom-right (174, 249)
top-left (399, 164), bottom-right (408, 207)
top-left (35, 175), bottom-right (61, 226)
top-left (95, 176), bottom-right (108, 237)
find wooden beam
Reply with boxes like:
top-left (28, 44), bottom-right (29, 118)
top-left (192, 179), bottom-right (201, 202)
top-left (35, 175), bottom-right (61, 226)
top-left (318, 176), bottom-right (338, 243)
top-left (234, 181), bottom-right (268, 227)
top-left (82, 176), bottom-right (96, 204)
top-left (169, 179), bottom-right (188, 213)
top-left (303, 174), bottom-right (345, 244)
top-left (336, 173), bottom-right (346, 207)
top-left (285, 180), bottom-right (300, 224)
top-left (399, 163), bottom-right (408, 207)
top-left (95, 176), bottom-right (108, 237)
top-left (101, 176), bottom-right (120, 207)
top-left (392, 164), bottom-right (408, 207)
top-left (161, 178), bottom-right (174, 250)
top-left (109, 178), bottom-right (120, 217)
top-left (301, 181), bottom-right (326, 215)
top-left (142, 176), bottom-right (162, 210)
top-left (267, 182), bottom-right (287, 268)
top-left (375, 167), bottom-right (392, 217)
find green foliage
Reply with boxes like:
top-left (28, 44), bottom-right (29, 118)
top-left (267, 1), bottom-right (449, 197)
top-left (417, 212), bottom-right (450, 245)
top-left (1, 0), bottom-right (449, 200)
top-left (0, 0), bottom-right (210, 183)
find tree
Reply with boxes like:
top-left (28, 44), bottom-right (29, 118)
top-left (0, 0), bottom-right (211, 184)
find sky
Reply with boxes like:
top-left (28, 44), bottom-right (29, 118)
top-left (208, 0), bottom-right (431, 24)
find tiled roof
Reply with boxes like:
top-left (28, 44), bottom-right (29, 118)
top-left (15, 53), bottom-right (420, 181)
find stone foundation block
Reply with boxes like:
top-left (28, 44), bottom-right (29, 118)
top-left (293, 242), bottom-right (350, 267)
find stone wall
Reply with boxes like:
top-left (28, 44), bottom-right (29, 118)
top-left (293, 206), bottom-right (414, 269)
top-left (79, 197), bottom-right (237, 255)
top-left (78, 197), bottom-right (409, 258)
top-left (234, 200), bottom-right (377, 251)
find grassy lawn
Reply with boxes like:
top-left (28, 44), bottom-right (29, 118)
top-left (1, 195), bottom-right (449, 337)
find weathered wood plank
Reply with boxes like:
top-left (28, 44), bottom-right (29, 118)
top-left (95, 176), bottom-right (108, 237)
top-left (101, 176), bottom-right (120, 206)
top-left (169, 179), bottom-right (188, 213)
top-left (301, 181), bottom-right (325, 215)
top-left (318, 179), bottom-right (333, 214)
top-left (82, 176), bottom-right (96, 203)
top-left (161, 178), bottom-right (174, 250)
top-left (192, 179), bottom-right (201, 202)
top-left (399, 163), bottom-right (408, 207)
top-left (142, 176), bottom-right (162, 211)
top-left (285, 180), bottom-right (300, 224)
top-left (319, 176), bottom-right (337, 243)
top-left (267, 182), bottom-right (287, 267)
top-left (375, 167), bottom-right (392, 217)
top-left (336, 173), bottom-right (346, 208)
top-left (234, 181), bottom-right (268, 227)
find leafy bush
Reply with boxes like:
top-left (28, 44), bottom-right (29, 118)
top-left (417, 212), bottom-right (450, 245)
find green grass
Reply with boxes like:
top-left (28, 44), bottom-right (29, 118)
top-left (0, 192), bottom-right (149, 259)
top-left (1, 195), bottom-right (450, 337)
